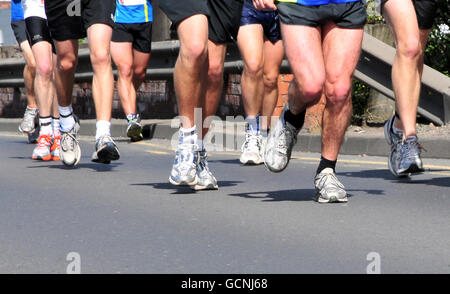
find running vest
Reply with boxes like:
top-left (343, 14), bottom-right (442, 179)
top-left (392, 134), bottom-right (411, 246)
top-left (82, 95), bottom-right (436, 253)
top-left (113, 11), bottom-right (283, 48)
top-left (277, 0), bottom-right (359, 5)
top-left (22, 0), bottom-right (47, 20)
top-left (114, 0), bottom-right (153, 24)
top-left (11, 0), bottom-right (24, 21)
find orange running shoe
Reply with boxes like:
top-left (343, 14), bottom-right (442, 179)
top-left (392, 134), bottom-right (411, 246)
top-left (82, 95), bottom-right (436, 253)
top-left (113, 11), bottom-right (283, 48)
top-left (51, 135), bottom-right (61, 161)
top-left (32, 134), bottom-right (53, 161)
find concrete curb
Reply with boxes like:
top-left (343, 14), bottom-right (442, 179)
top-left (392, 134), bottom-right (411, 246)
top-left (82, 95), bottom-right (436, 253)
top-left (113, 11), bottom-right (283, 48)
top-left (1, 118), bottom-right (449, 159)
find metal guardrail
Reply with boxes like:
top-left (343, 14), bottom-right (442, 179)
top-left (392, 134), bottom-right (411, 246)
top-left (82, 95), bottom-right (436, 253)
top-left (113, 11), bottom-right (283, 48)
top-left (1, 34), bottom-right (450, 125)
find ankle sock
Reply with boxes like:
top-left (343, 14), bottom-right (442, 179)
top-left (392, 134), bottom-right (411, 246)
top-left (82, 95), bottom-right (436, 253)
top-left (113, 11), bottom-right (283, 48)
top-left (179, 125), bottom-right (198, 146)
top-left (59, 105), bottom-right (75, 132)
top-left (317, 156), bottom-right (337, 174)
top-left (284, 108), bottom-right (306, 130)
top-left (95, 120), bottom-right (111, 141)
top-left (52, 117), bottom-right (61, 137)
top-left (246, 115), bottom-right (260, 134)
top-left (261, 128), bottom-right (269, 138)
top-left (126, 113), bottom-right (137, 122)
top-left (39, 116), bottom-right (53, 136)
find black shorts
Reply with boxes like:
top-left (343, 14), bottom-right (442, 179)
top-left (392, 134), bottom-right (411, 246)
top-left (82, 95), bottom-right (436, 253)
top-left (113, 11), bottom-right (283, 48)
top-left (159, 0), bottom-right (244, 44)
top-left (25, 17), bottom-right (56, 54)
top-left (112, 22), bottom-right (153, 54)
top-left (45, 0), bottom-right (116, 41)
top-left (10, 20), bottom-right (28, 45)
top-left (379, 0), bottom-right (438, 30)
top-left (240, 0), bottom-right (281, 43)
top-left (277, 1), bottom-right (367, 29)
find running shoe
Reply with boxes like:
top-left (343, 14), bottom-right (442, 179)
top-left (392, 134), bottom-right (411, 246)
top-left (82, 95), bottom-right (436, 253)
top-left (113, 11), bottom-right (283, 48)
top-left (384, 115), bottom-right (404, 177)
top-left (314, 168), bottom-right (347, 203)
top-left (60, 115), bottom-right (81, 167)
top-left (169, 143), bottom-right (199, 186)
top-left (240, 129), bottom-right (263, 165)
top-left (28, 125), bottom-right (40, 144)
top-left (191, 150), bottom-right (218, 191)
top-left (127, 114), bottom-right (143, 141)
top-left (264, 106), bottom-right (299, 173)
top-left (384, 115), bottom-right (402, 145)
top-left (91, 135), bottom-right (120, 164)
top-left (397, 135), bottom-right (424, 176)
top-left (32, 134), bottom-right (53, 161)
top-left (19, 107), bottom-right (39, 134)
top-left (51, 135), bottom-right (61, 161)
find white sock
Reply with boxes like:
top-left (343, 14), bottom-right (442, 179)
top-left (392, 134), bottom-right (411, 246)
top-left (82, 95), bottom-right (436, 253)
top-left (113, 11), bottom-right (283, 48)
top-left (59, 105), bottom-right (75, 132)
top-left (39, 116), bottom-right (53, 136)
top-left (95, 120), bottom-right (111, 141)
top-left (52, 118), bottom-right (61, 138)
top-left (179, 126), bottom-right (197, 147)
top-left (197, 139), bottom-right (204, 151)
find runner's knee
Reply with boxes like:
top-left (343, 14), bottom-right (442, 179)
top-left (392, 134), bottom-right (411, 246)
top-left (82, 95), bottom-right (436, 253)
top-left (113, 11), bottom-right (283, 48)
top-left (180, 39), bottom-right (208, 67)
top-left (263, 72), bottom-right (278, 90)
top-left (325, 80), bottom-right (351, 104)
top-left (397, 36), bottom-right (421, 60)
top-left (90, 47), bottom-right (111, 68)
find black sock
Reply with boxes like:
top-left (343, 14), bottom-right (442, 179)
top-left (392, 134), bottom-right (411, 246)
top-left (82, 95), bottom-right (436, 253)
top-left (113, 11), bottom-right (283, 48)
top-left (394, 111), bottom-right (400, 120)
top-left (284, 109), bottom-right (306, 130)
top-left (317, 156), bottom-right (337, 174)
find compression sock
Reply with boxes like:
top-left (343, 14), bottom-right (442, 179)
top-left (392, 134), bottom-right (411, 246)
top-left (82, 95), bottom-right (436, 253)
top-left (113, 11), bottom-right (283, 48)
top-left (317, 156), bottom-right (337, 174)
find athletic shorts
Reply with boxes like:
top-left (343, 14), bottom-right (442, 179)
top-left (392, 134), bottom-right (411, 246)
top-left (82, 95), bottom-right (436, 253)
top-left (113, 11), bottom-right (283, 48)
top-left (112, 22), bottom-right (153, 54)
top-left (159, 0), bottom-right (244, 44)
top-left (10, 20), bottom-right (27, 45)
top-left (45, 0), bottom-right (116, 41)
top-left (25, 16), bottom-right (56, 54)
top-left (277, 1), bottom-right (367, 29)
top-left (378, 0), bottom-right (438, 30)
top-left (240, 0), bottom-right (281, 43)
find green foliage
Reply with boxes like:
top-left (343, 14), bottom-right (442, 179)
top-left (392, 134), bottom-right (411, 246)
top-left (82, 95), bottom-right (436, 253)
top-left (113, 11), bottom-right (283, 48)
top-left (352, 80), bottom-right (370, 125)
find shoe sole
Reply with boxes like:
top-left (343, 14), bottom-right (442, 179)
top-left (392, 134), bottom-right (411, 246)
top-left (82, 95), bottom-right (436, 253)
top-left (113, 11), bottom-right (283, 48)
top-left (316, 193), bottom-right (348, 203)
top-left (32, 154), bottom-right (52, 161)
top-left (240, 157), bottom-right (263, 165)
top-left (61, 144), bottom-right (81, 167)
top-left (169, 175), bottom-right (198, 186)
top-left (191, 183), bottom-right (219, 191)
top-left (397, 164), bottom-right (425, 176)
top-left (127, 125), bottom-right (143, 141)
top-left (264, 159), bottom-right (289, 173)
top-left (92, 143), bottom-right (120, 164)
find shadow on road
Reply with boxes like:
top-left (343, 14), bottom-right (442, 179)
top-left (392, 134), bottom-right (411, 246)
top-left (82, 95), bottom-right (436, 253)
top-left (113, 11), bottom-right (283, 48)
top-left (338, 169), bottom-right (450, 187)
top-left (26, 161), bottom-right (122, 172)
top-left (131, 180), bottom-right (243, 195)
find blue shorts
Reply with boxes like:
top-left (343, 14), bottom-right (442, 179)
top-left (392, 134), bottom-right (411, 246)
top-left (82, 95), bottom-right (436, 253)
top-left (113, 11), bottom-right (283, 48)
top-left (240, 0), bottom-right (281, 43)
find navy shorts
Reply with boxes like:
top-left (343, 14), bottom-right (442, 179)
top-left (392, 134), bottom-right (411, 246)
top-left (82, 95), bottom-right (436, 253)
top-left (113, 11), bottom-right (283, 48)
top-left (240, 0), bottom-right (281, 43)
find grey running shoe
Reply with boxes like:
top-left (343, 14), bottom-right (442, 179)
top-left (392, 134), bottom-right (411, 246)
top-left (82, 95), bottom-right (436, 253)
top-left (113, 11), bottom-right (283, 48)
top-left (169, 143), bottom-right (199, 186)
top-left (60, 115), bottom-right (81, 167)
top-left (264, 106), bottom-right (299, 173)
top-left (240, 129), bottom-right (263, 165)
top-left (314, 168), bottom-right (347, 203)
top-left (19, 107), bottom-right (39, 134)
top-left (91, 135), bottom-right (120, 164)
top-left (384, 116), bottom-right (404, 177)
top-left (397, 135), bottom-right (424, 175)
top-left (191, 151), bottom-right (218, 191)
top-left (27, 125), bottom-right (40, 144)
top-left (126, 115), bottom-right (143, 142)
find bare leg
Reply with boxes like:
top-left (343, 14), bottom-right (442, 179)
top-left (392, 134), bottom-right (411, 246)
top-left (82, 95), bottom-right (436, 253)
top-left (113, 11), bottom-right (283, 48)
top-left (87, 24), bottom-right (114, 122)
top-left (111, 41), bottom-right (136, 115)
top-left (54, 40), bottom-right (78, 107)
top-left (132, 49), bottom-right (151, 90)
top-left (237, 24), bottom-right (265, 119)
top-left (175, 15), bottom-right (209, 128)
top-left (383, 0), bottom-right (421, 137)
top-left (321, 23), bottom-right (363, 161)
top-left (31, 41), bottom-right (55, 118)
top-left (202, 41), bottom-right (227, 139)
top-left (261, 38), bottom-right (284, 130)
top-left (20, 41), bottom-right (37, 108)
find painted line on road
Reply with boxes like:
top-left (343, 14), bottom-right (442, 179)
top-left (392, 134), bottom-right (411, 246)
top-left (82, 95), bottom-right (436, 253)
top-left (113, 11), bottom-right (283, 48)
top-left (146, 150), bottom-right (170, 155)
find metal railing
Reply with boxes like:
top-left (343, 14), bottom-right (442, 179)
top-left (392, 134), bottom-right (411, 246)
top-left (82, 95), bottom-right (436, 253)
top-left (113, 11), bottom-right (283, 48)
top-left (1, 33), bottom-right (449, 125)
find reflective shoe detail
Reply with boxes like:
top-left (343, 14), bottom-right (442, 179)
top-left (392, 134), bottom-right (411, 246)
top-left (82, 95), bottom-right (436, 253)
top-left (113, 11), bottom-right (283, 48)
top-left (314, 168), bottom-right (347, 203)
top-left (91, 135), bottom-right (120, 164)
top-left (192, 151), bottom-right (218, 191)
top-left (127, 115), bottom-right (143, 141)
top-left (60, 115), bottom-right (81, 167)
top-left (240, 130), bottom-right (263, 165)
top-left (264, 106), bottom-right (299, 173)
top-left (51, 136), bottom-right (61, 161)
top-left (397, 135), bottom-right (424, 176)
top-left (19, 107), bottom-right (39, 134)
top-left (169, 143), bottom-right (199, 186)
top-left (32, 134), bottom-right (53, 161)
top-left (384, 115), bottom-right (405, 177)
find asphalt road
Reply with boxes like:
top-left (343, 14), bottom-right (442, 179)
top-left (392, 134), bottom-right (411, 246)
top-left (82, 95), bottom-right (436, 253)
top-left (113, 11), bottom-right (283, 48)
top-left (0, 132), bottom-right (449, 274)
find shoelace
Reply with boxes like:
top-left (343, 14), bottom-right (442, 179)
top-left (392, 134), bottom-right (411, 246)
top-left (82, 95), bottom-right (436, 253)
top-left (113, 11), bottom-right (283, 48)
top-left (243, 133), bottom-right (260, 153)
top-left (317, 172), bottom-right (344, 190)
top-left (177, 144), bottom-right (197, 166)
top-left (401, 139), bottom-right (421, 160)
top-left (37, 135), bottom-right (52, 148)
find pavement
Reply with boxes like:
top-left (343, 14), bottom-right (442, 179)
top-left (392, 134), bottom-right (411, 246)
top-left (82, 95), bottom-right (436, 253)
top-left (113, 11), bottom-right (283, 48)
top-left (1, 118), bottom-right (450, 159)
top-left (0, 132), bottom-right (450, 274)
